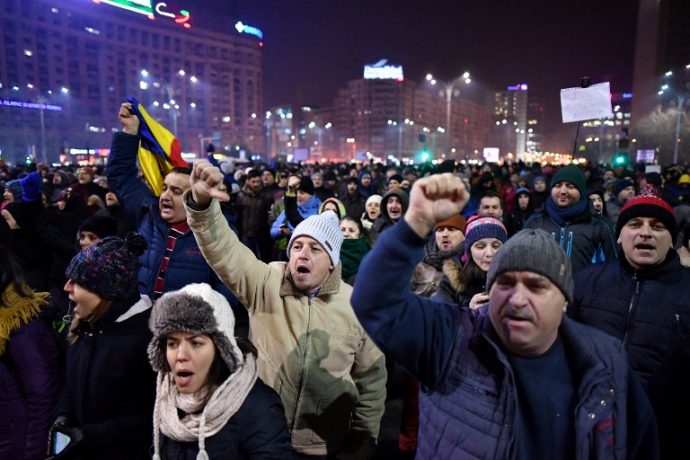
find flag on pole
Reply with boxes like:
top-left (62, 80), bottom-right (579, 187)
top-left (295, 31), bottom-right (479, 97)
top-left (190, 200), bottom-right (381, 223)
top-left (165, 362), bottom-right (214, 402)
top-left (127, 96), bottom-right (188, 196)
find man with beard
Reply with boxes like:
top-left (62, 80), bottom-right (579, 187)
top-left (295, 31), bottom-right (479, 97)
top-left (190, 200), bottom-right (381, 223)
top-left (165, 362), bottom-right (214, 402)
top-left (525, 165), bottom-right (617, 272)
top-left (106, 103), bottom-right (246, 333)
top-left (570, 185), bottom-right (690, 459)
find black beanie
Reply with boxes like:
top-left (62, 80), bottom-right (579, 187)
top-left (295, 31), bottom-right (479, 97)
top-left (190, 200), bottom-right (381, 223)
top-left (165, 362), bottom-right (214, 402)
top-left (79, 214), bottom-right (118, 239)
top-left (299, 176), bottom-right (315, 195)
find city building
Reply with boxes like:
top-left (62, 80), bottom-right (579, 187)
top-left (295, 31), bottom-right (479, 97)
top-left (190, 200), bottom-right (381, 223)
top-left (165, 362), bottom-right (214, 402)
top-left (631, 0), bottom-right (690, 163)
top-left (488, 84), bottom-right (529, 160)
top-left (0, 0), bottom-right (263, 164)
top-left (631, 0), bottom-right (690, 127)
top-left (334, 75), bottom-right (415, 160)
top-left (579, 92), bottom-right (633, 163)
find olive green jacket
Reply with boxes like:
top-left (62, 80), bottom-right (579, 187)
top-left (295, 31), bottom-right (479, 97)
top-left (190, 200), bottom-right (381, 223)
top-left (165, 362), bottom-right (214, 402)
top-left (185, 195), bottom-right (386, 456)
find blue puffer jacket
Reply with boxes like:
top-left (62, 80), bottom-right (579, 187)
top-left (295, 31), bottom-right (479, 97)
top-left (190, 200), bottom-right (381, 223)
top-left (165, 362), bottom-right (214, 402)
top-left (352, 220), bottom-right (658, 459)
top-left (106, 133), bottom-right (245, 331)
top-left (571, 252), bottom-right (690, 459)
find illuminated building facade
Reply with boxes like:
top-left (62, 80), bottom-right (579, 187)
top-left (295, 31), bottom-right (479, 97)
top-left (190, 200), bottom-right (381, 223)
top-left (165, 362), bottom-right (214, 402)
top-left (579, 92), bottom-right (633, 163)
top-left (631, 0), bottom-right (690, 128)
top-left (0, 0), bottom-right (263, 163)
top-left (489, 85), bottom-right (529, 159)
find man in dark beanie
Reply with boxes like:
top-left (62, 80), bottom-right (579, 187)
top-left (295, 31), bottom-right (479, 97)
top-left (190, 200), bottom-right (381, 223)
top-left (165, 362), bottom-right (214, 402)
top-left (571, 184), bottom-right (690, 459)
top-left (352, 173), bottom-right (658, 459)
top-left (606, 178), bottom-right (636, 226)
top-left (525, 164), bottom-right (617, 271)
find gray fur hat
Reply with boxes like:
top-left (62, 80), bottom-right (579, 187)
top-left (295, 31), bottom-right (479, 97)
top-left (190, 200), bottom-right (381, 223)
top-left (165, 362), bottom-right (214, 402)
top-left (148, 283), bottom-right (243, 372)
top-left (486, 228), bottom-right (573, 303)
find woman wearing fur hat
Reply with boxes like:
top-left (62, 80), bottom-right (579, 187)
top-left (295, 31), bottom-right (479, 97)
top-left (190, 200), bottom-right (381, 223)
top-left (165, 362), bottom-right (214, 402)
top-left (149, 283), bottom-right (293, 459)
top-left (49, 234), bottom-right (155, 460)
top-left (435, 216), bottom-right (508, 310)
top-left (0, 248), bottom-right (61, 460)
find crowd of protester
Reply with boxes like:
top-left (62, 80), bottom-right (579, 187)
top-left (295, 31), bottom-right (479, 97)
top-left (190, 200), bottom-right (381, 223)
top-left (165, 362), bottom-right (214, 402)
top-left (1, 105), bottom-right (690, 459)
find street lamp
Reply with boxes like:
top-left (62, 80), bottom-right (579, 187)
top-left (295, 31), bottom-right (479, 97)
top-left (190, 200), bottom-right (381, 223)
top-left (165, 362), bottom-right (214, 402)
top-left (659, 64), bottom-right (690, 164)
top-left (139, 68), bottom-right (199, 136)
top-left (426, 71), bottom-right (471, 155)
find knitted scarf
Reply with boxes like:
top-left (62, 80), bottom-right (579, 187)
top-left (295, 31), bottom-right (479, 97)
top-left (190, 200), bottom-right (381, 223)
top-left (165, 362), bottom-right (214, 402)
top-left (152, 353), bottom-right (258, 460)
top-left (341, 237), bottom-right (370, 280)
top-left (0, 285), bottom-right (49, 356)
top-left (545, 198), bottom-right (589, 226)
top-left (422, 236), bottom-right (458, 271)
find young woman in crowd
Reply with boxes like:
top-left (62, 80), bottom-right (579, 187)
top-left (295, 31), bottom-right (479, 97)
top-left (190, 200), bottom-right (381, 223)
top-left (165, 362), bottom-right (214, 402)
top-left (435, 216), bottom-right (508, 309)
top-left (149, 283), bottom-right (293, 459)
top-left (50, 233), bottom-right (155, 460)
top-left (0, 247), bottom-right (61, 460)
top-left (339, 216), bottom-right (371, 285)
top-left (361, 194), bottom-right (382, 232)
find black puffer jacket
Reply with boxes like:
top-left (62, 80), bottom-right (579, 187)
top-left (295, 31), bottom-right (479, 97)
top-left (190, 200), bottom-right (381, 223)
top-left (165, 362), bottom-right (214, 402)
top-left (159, 379), bottom-right (294, 459)
top-left (570, 251), bottom-right (690, 459)
top-left (524, 208), bottom-right (617, 272)
top-left (56, 295), bottom-right (156, 460)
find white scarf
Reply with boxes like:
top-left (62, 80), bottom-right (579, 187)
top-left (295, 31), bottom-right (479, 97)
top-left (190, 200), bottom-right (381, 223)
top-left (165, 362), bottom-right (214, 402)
top-left (152, 354), bottom-right (258, 460)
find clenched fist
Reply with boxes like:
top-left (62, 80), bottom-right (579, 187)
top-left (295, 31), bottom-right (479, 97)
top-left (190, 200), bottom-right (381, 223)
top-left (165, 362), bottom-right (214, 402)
top-left (404, 173), bottom-right (469, 237)
top-left (190, 160), bottom-right (229, 208)
top-left (118, 102), bottom-right (140, 135)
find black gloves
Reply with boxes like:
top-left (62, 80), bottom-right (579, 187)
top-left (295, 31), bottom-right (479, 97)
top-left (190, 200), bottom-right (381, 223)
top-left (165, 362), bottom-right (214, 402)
top-left (45, 416), bottom-right (84, 460)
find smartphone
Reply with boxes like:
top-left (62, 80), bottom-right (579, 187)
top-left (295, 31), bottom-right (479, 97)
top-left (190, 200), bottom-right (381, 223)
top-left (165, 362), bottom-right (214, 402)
top-left (50, 430), bottom-right (72, 455)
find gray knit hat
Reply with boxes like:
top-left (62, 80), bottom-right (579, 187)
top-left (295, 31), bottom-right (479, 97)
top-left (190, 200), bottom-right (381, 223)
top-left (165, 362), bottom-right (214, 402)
top-left (148, 283), bottom-right (243, 373)
top-left (486, 228), bottom-right (573, 303)
top-left (288, 211), bottom-right (343, 266)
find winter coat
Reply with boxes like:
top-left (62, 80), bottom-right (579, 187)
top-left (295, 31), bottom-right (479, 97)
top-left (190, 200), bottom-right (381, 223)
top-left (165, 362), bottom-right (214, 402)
top-left (235, 186), bottom-right (269, 239)
top-left (158, 379), bottom-right (294, 460)
top-left (352, 220), bottom-right (659, 460)
top-left (524, 207), bottom-right (617, 272)
top-left (105, 133), bottom-right (244, 329)
top-left (55, 296), bottom-right (156, 460)
top-left (185, 197), bottom-right (387, 457)
top-left (340, 192), bottom-right (366, 221)
top-left (571, 252), bottom-right (690, 459)
top-left (0, 288), bottom-right (61, 460)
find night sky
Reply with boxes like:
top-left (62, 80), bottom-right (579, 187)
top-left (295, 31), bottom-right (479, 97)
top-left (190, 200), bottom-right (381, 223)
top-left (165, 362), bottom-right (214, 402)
top-left (214, 0), bottom-right (638, 152)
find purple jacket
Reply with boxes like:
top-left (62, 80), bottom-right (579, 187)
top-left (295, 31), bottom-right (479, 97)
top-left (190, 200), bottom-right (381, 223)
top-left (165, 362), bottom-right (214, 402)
top-left (0, 318), bottom-right (62, 460)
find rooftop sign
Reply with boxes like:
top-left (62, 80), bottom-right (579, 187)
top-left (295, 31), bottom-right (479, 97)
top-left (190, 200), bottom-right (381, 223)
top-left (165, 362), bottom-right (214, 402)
top-left (363, 59), bottom-right (404, 81)
top-left (92, 0), bottom-right (192, 29)
top-left (235, 21), bottom-right (263, 40)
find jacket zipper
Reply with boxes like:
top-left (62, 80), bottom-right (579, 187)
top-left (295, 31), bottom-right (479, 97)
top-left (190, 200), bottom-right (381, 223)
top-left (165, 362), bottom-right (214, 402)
top-left (622, 272), bottom-right (640, 347)
top-left (291, 295), bottom-right (313, 433)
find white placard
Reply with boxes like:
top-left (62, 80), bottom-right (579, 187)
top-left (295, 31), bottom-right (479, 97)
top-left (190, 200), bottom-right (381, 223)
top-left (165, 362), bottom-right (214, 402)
top-left (560, 82), bottom-right (613, 123)
top-left (483, 147), bottom-right (499, 163)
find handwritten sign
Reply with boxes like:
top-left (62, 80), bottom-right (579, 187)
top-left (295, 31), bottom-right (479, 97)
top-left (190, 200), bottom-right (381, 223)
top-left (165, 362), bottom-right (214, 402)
top-left (560, 82), bottom-right (613, 123)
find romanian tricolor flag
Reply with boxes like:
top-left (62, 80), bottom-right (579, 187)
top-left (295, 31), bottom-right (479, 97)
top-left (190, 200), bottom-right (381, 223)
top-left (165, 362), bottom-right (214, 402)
top-left (127, 96), bottom-right (188, 196)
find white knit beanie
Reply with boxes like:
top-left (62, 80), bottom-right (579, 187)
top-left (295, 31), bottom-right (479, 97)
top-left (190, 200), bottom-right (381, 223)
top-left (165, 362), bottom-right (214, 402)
top-left (288, 211), bottom-right (343, 266)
